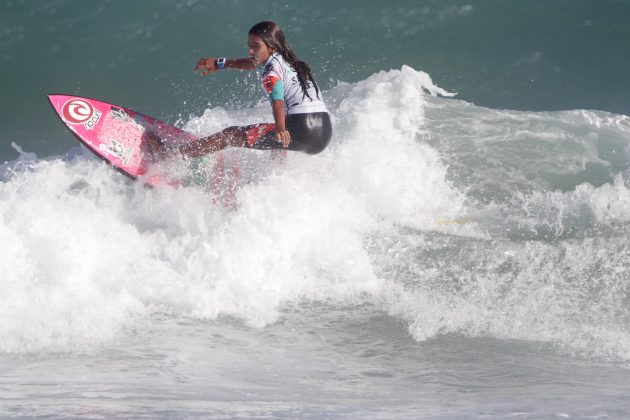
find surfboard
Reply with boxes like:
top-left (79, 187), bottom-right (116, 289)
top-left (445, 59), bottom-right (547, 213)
top-left (47, 94), bottom-right (199, 186)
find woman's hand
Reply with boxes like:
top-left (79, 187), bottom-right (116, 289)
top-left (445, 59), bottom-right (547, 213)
top-left (275, 129), bottom-right (291, 147)
top-left (194, 57), bottom-right (218, 75)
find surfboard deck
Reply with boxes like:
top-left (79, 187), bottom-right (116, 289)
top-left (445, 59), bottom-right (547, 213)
top-left (47, 94), bottom-right (199, 186)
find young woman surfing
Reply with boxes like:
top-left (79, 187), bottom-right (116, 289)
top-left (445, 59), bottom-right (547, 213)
top-left (149, 21), bottom-right (332, 158)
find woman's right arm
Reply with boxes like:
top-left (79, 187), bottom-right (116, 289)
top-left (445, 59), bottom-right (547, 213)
top-left (194, 57), bottom-right (256, 75)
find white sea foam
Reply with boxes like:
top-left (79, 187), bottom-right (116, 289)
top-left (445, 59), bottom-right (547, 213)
top-left (3, 66), bottom-right (630, 363)
top-left (0, 66), bottom-right (463, 353)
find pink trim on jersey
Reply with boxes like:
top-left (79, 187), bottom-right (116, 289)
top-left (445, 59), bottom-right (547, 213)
top-left (263, 75), bottom-right (281, 94)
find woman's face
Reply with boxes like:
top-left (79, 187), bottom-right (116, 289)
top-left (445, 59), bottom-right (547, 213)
top-left (248, 34), bottom-right (273, 65)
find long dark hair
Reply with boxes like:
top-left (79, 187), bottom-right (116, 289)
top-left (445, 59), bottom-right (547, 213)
top-left (249, 21), bottom-right (320, 100)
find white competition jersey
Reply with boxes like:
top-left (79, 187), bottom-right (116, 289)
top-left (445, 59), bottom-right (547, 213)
top-left (261, 52), bottom-right (327, 115)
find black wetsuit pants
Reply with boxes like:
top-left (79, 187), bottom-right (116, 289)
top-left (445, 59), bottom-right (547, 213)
top-left (241, 112), bottom-right (332, 155)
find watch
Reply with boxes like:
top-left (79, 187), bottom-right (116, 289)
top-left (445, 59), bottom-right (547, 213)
top-left (217, 57), bottom-right (226, 70)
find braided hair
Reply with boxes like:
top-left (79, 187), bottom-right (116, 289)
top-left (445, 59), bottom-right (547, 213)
top-left (249, 21), bottom-right (320, 100)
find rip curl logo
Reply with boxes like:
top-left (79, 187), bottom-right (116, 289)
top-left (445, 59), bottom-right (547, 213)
top-left (62, 98), bottom-right (93, 123)
top-left (61, 98), bottom-right (102, 130)
top-left (99, 138), bottom-right (131, 165)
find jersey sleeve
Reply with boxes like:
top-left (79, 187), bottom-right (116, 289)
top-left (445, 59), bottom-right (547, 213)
top-left (267, 78), bottom-right (284, 101)
top-left (262, 62), bottom-right (285, 101)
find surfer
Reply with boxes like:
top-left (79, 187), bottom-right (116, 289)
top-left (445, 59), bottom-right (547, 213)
top-left (147, 21), bottom-right (331, 158)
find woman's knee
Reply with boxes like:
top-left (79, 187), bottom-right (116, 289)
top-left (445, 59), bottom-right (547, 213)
top-left (222, 126), bottom-right (247, 147)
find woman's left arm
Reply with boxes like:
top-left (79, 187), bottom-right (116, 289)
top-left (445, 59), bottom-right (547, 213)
top-left (272, 100), bottom-right (290, 147)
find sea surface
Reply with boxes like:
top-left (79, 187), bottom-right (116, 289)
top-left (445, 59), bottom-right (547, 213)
top-left (2, 1), bottom-right (630, 418)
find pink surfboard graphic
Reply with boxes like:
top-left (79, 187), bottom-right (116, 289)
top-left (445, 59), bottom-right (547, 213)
top-left (47, 94), bottom-right (199, 184)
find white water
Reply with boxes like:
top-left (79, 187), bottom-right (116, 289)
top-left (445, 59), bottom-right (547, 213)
top-left (3, 66), bottom-right (630, 417)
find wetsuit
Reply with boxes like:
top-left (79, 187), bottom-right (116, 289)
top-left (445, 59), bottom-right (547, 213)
top-left (240, 52), bottom-right (332, 155)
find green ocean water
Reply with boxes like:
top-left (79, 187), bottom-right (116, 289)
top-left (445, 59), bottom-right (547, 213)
top-left (1, 0), bottom-right (630, 161)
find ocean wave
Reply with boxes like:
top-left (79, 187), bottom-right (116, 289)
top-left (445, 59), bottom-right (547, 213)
top-left (2, 66), bottom-right (630, 362)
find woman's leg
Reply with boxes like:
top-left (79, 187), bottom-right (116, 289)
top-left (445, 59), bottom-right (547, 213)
top-left (144, 123), bottom-right (281, 159)
top-left (178, 126), bottom-right (248, 158)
